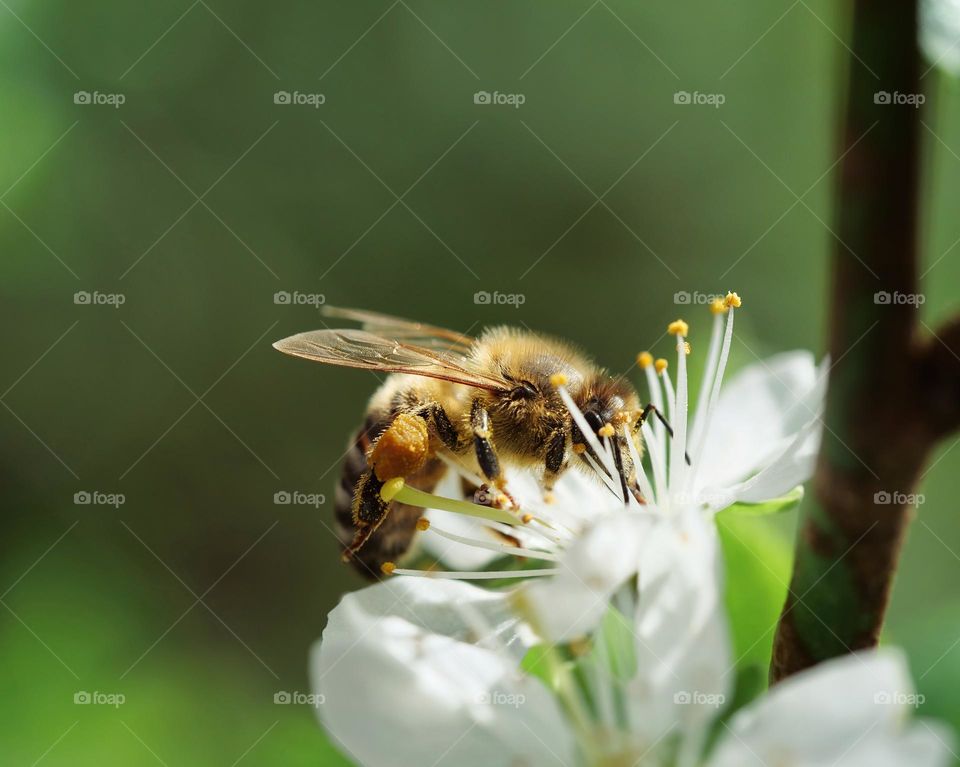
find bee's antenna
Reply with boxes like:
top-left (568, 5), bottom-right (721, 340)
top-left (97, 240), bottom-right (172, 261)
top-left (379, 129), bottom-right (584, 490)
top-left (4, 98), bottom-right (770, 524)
top-left (636, 404), bottom-right (692, 466)
top-left (609, 437), bottom-right (631, 505)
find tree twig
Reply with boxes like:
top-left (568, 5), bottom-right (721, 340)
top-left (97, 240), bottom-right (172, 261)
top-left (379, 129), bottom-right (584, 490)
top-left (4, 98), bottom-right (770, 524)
top-left (771, 0), bottom-right (960, 681)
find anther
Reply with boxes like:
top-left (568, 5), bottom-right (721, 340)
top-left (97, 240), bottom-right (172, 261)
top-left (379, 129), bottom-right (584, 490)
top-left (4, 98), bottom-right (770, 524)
top-left (667, 319), bottom-right (689, 337)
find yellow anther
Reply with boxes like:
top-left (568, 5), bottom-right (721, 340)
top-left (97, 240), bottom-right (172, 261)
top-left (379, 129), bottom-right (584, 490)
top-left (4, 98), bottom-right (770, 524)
top-left (572, 443), bottom-right (586, 454)
top-left (416, 517), bottom-right (430, 532)
top-left (549, 373), bottom-right (568, 387)
top-left (709, 297), bottom-right (727, 315)
top-left (598, 423), bottom-right (615, 438)
top-left (667, 319), bottom-right (689, 337)
top-left (542, 491), bottom-right (556, 505)
top-left (724, 291), bottom-right (742, 309)
top-left (636, 351), bottom-right (653, 368)
top-left (654, 358), bottom-right (668, 375)
top-left (521, 513), bottom-right (533, 524)
top-left (381, 561), bottom-right (396, 575)
top-left (380, 477), bottom-right (405, 502)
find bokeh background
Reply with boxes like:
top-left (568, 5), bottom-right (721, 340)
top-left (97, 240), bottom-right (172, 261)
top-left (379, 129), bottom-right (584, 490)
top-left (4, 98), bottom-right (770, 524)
top-left (2, 1), bottom-right (959, 764)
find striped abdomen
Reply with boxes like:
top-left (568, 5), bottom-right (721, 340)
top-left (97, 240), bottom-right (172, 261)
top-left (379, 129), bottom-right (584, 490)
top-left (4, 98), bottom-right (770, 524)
top-left (334, 414), bottom-right (445, 579)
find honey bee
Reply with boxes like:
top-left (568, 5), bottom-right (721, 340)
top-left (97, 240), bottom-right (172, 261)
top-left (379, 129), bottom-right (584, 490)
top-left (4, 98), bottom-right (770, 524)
top-left (273, 307), bottom-right (674, 578)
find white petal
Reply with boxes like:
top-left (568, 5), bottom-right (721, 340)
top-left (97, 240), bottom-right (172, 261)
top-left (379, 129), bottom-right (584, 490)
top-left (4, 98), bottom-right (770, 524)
top-left (418, 467), bottom-right (614, 570)
top-left (521, 511), bottom-right (646, 642)
top-left (708, 649), bottom-right (952, 767)
top-left (312, 578), bottom-right (575, 767)
top-left (922, 0), bottom-right (960, 76)
top-left (701, 414), bottom-right (821, 511)
top-left (628, 510), bottom-right (733, 754)
top-left (697, 351), bottom-right (824, 493)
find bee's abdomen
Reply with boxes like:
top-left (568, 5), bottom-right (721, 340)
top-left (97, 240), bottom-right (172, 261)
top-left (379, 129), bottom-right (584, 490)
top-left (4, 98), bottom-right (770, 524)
top-left (333, 415), bottom-right (384, 550)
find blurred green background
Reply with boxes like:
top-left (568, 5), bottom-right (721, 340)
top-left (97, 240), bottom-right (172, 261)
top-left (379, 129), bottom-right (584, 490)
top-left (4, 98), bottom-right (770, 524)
top-left (2, 1), bottom-right (959, 764)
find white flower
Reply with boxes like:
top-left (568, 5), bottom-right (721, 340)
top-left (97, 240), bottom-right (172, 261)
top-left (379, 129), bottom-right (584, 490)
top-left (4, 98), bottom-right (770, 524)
top-left (922, 0), bottom-right (960, 75)
top-left (311, 577), bottom-right (576, 767)
top-left (312, 510), bottom-right (951, 766)
top-left (708, 650), bottom-right (954, 767)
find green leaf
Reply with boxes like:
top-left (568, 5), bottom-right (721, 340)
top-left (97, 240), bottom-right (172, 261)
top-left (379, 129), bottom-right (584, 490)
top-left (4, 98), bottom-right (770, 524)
top-left (720, 485), bottom-right (804, 517)
top-left (717, 513), bottom-right (794, 676)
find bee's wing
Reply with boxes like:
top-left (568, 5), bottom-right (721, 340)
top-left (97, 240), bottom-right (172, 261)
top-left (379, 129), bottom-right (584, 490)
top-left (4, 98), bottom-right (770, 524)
top-left (320, 306), bottom-right (475, 352)
top-left (273, 328), bottom-right (507, 391)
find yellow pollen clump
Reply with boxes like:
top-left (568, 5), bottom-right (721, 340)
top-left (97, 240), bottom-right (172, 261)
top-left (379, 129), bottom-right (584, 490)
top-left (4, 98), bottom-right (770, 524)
top-left (542, 491), bottom-right (556, 505)
top-left (667, 319), bottom-right (689, 337)
top-left (598, 423), bottom-right (615, 438)
top-left (710, 297), bottom-right (727, 315)
top-left (636, 351), bottom-right (653, 368)
top-left (416, 517), bottom-right (430, 531)
top-left (381, 561), bottom-right (396, 575)
top-left (371, 413), bottom-right (429, 482)
top-left (521, 513), bottom-right (534, 524)
top-left (572, 443), bottom-right (586, 454)
top-left (683, 341), bottom-right (691, 355)
top-left (725, 291), bottom-right (742, 309)
top-left (654, 358), bottom-right (668, 375)
top-left (549, 373), bottom-right (568, 387)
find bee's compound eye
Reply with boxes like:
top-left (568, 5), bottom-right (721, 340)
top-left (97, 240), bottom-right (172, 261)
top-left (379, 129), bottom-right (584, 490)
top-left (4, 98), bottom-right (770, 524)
top-left (584, 410), bottom-right (604, 434)
top-left (510, 381), bottom-right (538, 401)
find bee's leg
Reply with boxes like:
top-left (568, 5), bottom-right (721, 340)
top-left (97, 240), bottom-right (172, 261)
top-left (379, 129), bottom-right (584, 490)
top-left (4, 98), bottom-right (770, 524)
top-left (344, 470), bottom-right (389, 562)
top-left (636, 403), bottom-right (691, 465)
top-left (418, 402), bottom-right (463, 451)
top-left (343, 412), bottom-right (430, 562)
top-left (470, 400), bottom-right (516, 508)
top-left (539, 430), bottom-right (567, 503)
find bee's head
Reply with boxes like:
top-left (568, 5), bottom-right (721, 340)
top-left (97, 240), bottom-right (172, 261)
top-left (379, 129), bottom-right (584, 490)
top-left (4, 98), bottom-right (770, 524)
top-left (570, 376), bottom-right (643, 500)
top-left (570, 376), bottom-right (639, 444)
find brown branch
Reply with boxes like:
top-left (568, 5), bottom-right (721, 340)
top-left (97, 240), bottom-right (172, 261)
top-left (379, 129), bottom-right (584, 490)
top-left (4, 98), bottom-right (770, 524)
top-left (771, 0), bottom-right (960, 681)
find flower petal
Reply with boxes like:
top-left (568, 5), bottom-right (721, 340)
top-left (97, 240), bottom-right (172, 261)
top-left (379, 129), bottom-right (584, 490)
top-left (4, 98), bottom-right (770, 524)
top-left (697, 351), bottom-right (824, 494)
top-left (708, 649), bottom-right (953, 767)
top-left (922, 0), bottom-right (960, 76)
top-left (521, 511), bottom-right (646, 642)
top-left (628, 510), bottom-right (733, 755)
top-left (312, 578), bottom-right (576, 767)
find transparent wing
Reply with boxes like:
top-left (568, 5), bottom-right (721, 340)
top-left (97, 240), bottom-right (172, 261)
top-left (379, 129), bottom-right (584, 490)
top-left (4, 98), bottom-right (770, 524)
top-left (273, 328), bottom-right (507, 391)
top-left (321, 306), bottom-right (475, 352)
